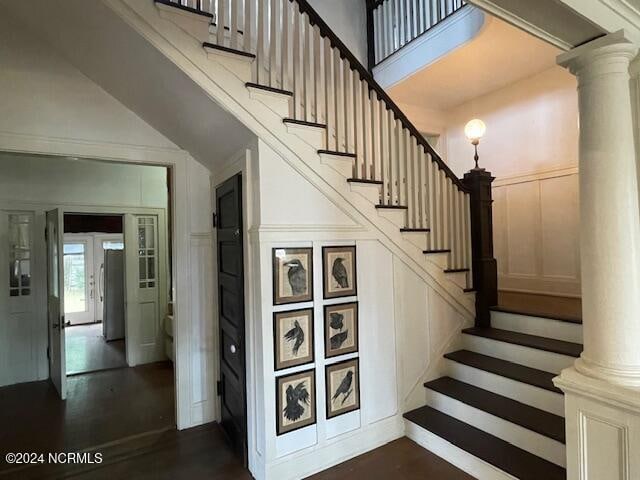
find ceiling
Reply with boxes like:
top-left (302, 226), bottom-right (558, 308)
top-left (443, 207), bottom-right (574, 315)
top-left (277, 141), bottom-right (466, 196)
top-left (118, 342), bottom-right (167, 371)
top-left (388, 15), bottom-right (563, 111)
top-left (2, 0), bottom-right (254, 172)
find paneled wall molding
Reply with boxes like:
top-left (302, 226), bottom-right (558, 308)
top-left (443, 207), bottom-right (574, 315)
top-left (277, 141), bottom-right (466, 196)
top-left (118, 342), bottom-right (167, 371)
top-left (492, 163), bottom-right (579, 187)
top-left (493, 163), bottom-right (580, 297)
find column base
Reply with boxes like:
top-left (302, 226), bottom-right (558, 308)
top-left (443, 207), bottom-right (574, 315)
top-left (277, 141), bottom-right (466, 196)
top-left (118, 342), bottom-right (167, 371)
top-left (574, 355), bottom-right (640, 388)
top-left (554, 367), bottom-right (640, 480)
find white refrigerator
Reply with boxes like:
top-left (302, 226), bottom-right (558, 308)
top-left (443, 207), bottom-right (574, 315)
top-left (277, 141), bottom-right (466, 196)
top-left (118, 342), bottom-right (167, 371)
top-left (102, 249), bottom-right (125, 341)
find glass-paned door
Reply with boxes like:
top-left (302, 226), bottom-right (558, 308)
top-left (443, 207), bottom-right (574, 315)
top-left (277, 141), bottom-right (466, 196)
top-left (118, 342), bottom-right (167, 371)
top-left (63, 236), bottom-right (94, 325)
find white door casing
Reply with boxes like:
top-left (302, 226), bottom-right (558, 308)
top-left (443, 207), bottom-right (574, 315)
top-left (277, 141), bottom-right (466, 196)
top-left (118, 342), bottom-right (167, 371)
top-left (46, 208), bottom-right (66, 399)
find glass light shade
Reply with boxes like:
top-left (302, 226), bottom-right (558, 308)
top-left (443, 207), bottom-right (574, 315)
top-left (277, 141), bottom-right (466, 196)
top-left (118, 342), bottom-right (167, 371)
top-left (464, 119), bottom-right (486, 142)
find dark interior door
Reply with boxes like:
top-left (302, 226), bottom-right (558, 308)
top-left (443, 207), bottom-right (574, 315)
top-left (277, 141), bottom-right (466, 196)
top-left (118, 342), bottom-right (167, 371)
top-left (216, 174), bottom-right (247, 465)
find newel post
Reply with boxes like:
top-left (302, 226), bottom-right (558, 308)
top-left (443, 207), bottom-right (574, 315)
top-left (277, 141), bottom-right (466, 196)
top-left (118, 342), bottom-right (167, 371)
top-left (463, 168), bottom-right (498, 328)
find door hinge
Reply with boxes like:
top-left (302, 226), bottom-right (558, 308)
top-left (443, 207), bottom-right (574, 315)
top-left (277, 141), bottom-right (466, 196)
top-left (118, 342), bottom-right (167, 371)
top-left (212, 212), bottom-right (218, 229)
top-left (46, 346), bottom-right (50, 359)
top-left (44, 227), bottom-right (48, 241)
top-left (216, 380), bottom-right (223, 396)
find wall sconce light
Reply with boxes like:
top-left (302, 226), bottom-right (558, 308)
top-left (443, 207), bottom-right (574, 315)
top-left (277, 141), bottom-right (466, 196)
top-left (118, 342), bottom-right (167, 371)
top-left (464, 119), bottom-right (486, 170)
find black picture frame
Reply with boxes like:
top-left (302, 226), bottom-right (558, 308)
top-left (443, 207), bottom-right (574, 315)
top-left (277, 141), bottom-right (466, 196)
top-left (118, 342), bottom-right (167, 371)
top-left (325, 358), bottom-right (360, 419)
top-left (322, 246), bottom-right (357, 299)
top-left (273, 308), bottom-right (315, 371)
top-left (272, 247), bottom-right (314, 305)
top-left (324, 302), bottom-right (359, 358)
top-left (276, 369), bottom-right (317, 435)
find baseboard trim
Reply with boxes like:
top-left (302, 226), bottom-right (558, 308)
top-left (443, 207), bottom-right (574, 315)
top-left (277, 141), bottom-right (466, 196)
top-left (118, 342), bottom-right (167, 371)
top-left (263, 415), bottom-right (404, 480)
top-left (405, 419), bottom-right (518, 480)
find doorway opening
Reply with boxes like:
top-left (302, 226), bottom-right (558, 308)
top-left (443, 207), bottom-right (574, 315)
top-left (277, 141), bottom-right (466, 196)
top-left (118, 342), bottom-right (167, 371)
top-left (63, 214), bottom-right (126, 375)
top-left (0, 152), bottom-right (176, 468)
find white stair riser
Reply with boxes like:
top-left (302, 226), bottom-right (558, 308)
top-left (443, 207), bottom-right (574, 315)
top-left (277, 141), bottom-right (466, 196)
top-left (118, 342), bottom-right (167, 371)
top-left (405, 420), bottom-right (518, 480)
top-left (491, 311), bottom-right (583, 344)
top-left (156, 3), bottom-right (211, 42)
top-left (401, 232), bottom-right (429, 251)
top-left (350, 183), bottom-right (380, 204)
top-left (285, 123), bottom-right (326, 149)
top-left (446, 271), bottom-right (469, 290)
top-left (444, 359), bottom-right (565, 417)
top-left (425, 252), bottom-right (450, 270)
top-left (205, 49), bottom-right (253, 82)
top-left (319, 153), bottom-right (353, 178)
top-left (377, 209), bottom-right (406, 228)
top-left (461, 334), bottom-right (576, 374)
top-left (424, 389), bottom-right (566, 467)
top-left (248, 88), bottom-right (291, 118)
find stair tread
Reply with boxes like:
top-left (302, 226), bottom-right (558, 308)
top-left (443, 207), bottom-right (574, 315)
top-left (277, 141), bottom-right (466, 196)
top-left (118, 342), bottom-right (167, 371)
top-left (405, 406), bottom-right (566, 480)
top-left (444, 350), bottom-right (562, 394)
top-left (246, 82), bottom-right (293, 96)
top-left (347, 178), bottom-right (383, 185)
top-left (462, 327), bottom-right (582, 358)
top-left (317, 150), bottom-right (356, 158)
top-left (424, 377), bottom-right (565, 443)
top-left (203, 42), bottom-right (256, 59)
top-left (492, 306), bottom-right (582, 325)
top-left (283, 118), bottom-right (326, 129)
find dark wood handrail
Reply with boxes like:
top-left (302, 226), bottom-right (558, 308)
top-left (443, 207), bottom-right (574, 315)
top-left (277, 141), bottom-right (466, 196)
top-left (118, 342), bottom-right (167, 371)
top-left (292, 0), bottom-right (468, 192)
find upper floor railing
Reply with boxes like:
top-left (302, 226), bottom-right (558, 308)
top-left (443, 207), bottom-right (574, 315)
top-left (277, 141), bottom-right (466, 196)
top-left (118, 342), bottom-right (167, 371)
top-left (367, 0), bottom-right (467, 67)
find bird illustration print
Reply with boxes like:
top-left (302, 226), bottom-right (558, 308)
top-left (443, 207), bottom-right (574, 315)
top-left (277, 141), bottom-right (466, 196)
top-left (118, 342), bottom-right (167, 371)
top-left (285, 259), bottom-right (307, 296)
top-left (331, 257), bottom-right (349, 289)
top-left (284, 320), bottom-right (304, 356)
top-left (332, 370), bottom-right (354, 406)
top-left (329, 312), bottom-right (344, 331)
top-left (330, 330), bottom-right (349, 350)
top-left (283, 381), bottom-right (310, 422)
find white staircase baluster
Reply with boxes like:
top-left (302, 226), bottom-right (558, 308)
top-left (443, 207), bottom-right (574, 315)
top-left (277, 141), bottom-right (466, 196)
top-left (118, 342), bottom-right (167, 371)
top-left (269, 0), bottom-right (278, 87)
top-left (281, 0), bottom-right (291, 90)
top-left (334, 51), bottom-right (345, 151)
top-left (354, 75), bottom-right (365, 178)
top-left (303, 15), bottom-right (314, 122)
top-left (313, 25), bottom-right (324, 124)
top-left (217, 0), bottom-right (226, 45)
top-left (324, 36), bottom-right (336, 151)
top-left (292, 8), bottom-right (303, 119)
top-left (362, 81), bottom-right (373, 179)
top-left (230, 0), bottom-right (239, 49)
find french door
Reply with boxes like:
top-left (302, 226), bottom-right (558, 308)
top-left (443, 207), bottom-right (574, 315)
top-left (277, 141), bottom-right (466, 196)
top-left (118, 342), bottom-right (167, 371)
top-left (46, 208), bottom-right (66, 399)
top-left (63, 235), bottom-right (95, 326)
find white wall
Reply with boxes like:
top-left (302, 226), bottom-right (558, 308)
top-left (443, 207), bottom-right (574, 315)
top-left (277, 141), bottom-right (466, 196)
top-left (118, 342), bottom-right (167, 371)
top-left (398, 66), bottom-right (581, 297)
top-left (0, 16), bottom-right (216, 431)
top-left (0, 153), bottom-right (168, 208)
top-left (308, 0), bottom-right (368, 66)
top-left (232, 139), bottom-right (467, 480)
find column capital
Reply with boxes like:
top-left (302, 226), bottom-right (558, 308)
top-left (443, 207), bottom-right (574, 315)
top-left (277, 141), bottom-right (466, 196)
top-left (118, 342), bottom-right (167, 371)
top-left (557, 30), bottom-right (638, 78)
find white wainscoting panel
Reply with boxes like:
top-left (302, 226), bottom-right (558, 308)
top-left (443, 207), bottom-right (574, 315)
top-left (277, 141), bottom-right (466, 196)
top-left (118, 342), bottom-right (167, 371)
top-left (493, 166), bottom-right (580, 297)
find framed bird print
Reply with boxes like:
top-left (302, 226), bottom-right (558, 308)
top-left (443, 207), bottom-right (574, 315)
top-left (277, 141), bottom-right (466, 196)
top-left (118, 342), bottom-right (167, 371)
top-left (324, 302), bottom-right (358, 358)
top-left (273, 248), bottom-right (314, 305)
top-left (273, 309), bottom-right (314, 371)
top-left (325, 358), bottom-right (360, 419)
top-left (322, 246), bottom-right (357, 299)
top-left (276, 369), bottom-right (317, 435)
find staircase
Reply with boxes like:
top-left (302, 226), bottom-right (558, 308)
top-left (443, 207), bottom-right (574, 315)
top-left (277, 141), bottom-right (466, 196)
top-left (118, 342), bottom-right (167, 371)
top-left (104, 1), bottom-right (573, 478)
top-left (153, 0), bottom-right (475, 304)
top-left (405, 306), bottom-right (582, 479)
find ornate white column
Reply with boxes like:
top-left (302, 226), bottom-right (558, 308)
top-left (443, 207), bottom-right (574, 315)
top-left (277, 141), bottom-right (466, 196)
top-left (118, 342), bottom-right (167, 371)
top-left (555, 30), bottom-right (640, 480)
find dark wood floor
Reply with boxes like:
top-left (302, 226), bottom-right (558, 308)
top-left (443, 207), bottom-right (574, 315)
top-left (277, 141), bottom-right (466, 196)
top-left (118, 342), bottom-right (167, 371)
top-left (1, 362), bottom-right (471, 480)
top-left (65, 323), bottom-right (126, 375)
top-left (309, 437), bottom-right (474, 480)
top-left (0, 362), bottom-right (174, 475)
top-left (3, 424), bottom-right (473, 480)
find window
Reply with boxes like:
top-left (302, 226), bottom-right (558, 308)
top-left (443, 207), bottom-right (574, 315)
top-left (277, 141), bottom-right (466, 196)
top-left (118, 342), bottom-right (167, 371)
top-left (9, 214), bottom-right (32, 297)
top-left (138, 217), bottom-right (156, 289)
top-left (103, 241), bottom-right (124, 251)
top-left (63, 243), bottom-right (87, 314)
